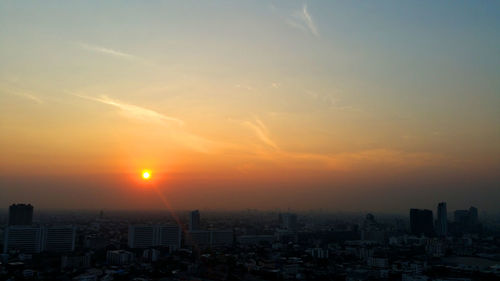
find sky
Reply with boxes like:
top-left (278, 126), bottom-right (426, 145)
top-left (0, 1), bottom-right (499, 213)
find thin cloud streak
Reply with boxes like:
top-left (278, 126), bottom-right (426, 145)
top-left (13, 92), bottom-right (44, 104)
top-left (288, 4), bottom-right (319, 36)
top-left (77, 43), bottom-right (143, 60)
top-left (73, 94), bottom-right (184, 126)
top-left (244, 118), bottom-right (279, 150)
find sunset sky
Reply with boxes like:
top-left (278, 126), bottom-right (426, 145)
top-left (1, 1), bottom-right (499, 212)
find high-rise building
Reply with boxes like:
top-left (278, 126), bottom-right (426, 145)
top-left (8, 204), bottom-right (33, 226)
top-left (454, 207), bottom-right (480, 233)
top-left (128, 225), bottom-right (155, 249)
top-left (468, 207), bottom-right (478, 225)
top-left (157, 225), bottom-right (181, 250)
top-left (128, 224), bottom-right (181, 250)
top-left (3, 226), bottom-right (43, 254)
top-left (43, 225), bottom-right (76, 253)
top-left (410, 209), bottom-right (434, 236)
top-left (282, 213), bottom-right (298, 232)
top-left (436, 202), bottom-right (448, 236)
top-left (189, 210), bottom-right (200, 231)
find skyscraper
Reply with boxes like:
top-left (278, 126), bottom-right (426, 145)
top-left (436, 202), bottom-right (448, 236)
top-left (189, 210), bottom-right (200, 231)
top-left (8, 204), bottom-right (33, 226)
top-left (282, 213), bottom-right (298, 232)
top-left (410, 209), bottom-right (434, 236)
top-left (468, 206), bottom-right (478, 225)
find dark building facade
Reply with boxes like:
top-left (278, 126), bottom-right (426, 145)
top-left (8, 204), bottom-right (33, 226)
top-left (410, 209), bottom-right (434, 236)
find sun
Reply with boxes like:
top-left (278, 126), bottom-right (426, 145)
top-left (141, 170), bottom-right (151, 180)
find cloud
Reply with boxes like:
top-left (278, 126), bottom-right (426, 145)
top-left (244, 118), bottom-right (279, 150)
top-left (14, 92), bottom-right (44, 104)
top-left (287, 4), bottom-right (319, 36)
top-left (0, 81), bottom-right (44, 104)
top-left (76, 42), bottom-right (149, 63)
top-left (73, 94), bottom-right (184, 126)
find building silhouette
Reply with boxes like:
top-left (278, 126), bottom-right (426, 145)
top-left (410, 209), bottom-right (434, 236)
top-left (128, 224), bottom-right (181, 250)
top-left (436, 202), bottom-right (448, 236)
top-left (453, 206), bottom-right (480, 233)
top-left (44, 225), bottom-right (76, 253)
top-left (8, 204), bottom-right (33, 226)
top-left (189, 210), bottom-right (200, 231)
top-left (3, 226), bottom-right (43, 254)
top-left (3, 225), bottom-right (75, 254)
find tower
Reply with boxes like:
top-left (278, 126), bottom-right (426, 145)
top-left (8, 204), bottom-right (33, 226)
top-left (436, 202), bottom-right (447, 236)
top-left (189, 210), bottom-right (200, 231)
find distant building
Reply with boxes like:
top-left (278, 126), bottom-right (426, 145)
top-left (157, 225), bottom-right (181, 250)
top-left (410, 209), bottom-right (434, 236)
top-left (281, 213), bottom-right (298, 232)
top-left (128, 225), bottom-right (155, 248)
top-left (3, 226), bottom-right (43, 254)
top-left (468, 207), bottom-right (478, 224)
top-left (436, 202), bottom-right (448, 236)
top-left (8, 204), bottom-right (33, 226)
top-left (189, 210), bottom-right (200, 231)
top-left (44, 225), bottom-right (76, 253)
top-left (4, 225), bottom-right (76, 254)
top-left (361, 213), bottom-right (386, 243)
top-left (106, 250), bottom-right (134, 265)
top-left (128, 224), bottom-right (181, 250)
top-left (453, 207), bottom-right (480, 233)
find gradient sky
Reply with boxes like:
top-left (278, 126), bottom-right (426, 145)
top-left (1, 1), bottom-right (499, 212)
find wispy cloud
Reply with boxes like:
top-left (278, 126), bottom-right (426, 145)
top-left (14, 92), bottom-right (44, 104)
top-left (0, 80), bottom-right (44, 104)
top-left (244, 117), bottom-right (279, 150)
top-left (76, 42), bottom-right (145, 62)
top-left (287, 4), bottom-right (319, 36)
top-left (74, 94), bottom-right (184, 126)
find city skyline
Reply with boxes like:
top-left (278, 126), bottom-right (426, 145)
top-left (1, 1), bottom-right (499, 212)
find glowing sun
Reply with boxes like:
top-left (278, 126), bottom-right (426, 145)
top-left (142, 170), bottom-right (151, 180)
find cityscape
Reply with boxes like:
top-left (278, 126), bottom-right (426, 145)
top-left (1, 203), bottom-right (500, 280)
top-left (1, 1), bottom-right (499, 281)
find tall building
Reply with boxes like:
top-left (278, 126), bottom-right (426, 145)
top-left (189, 210), bottom-right (200, 231)
top-left (157, 225), bottom-right (181, 250)
top-left (3, 226), bottom-right (43, 254)
top-left (128, 225), bottom-right (155, 249)
top-left (8, 204), bottom-right (33, 226)
top-left (436, 202), bottom-right (448, 236)
top-left (468, 207), bottom-right (478, 225)
top-left (410, 209), bottom-right (434, 236)
top-left (128, 224), bottom-right (181, 250)
top-left (454, 207), bottom-right (480, 233)
top-left (43, 225), bottom-right (76, 253)
top-left (282, 213), bottom-right (298, 232)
